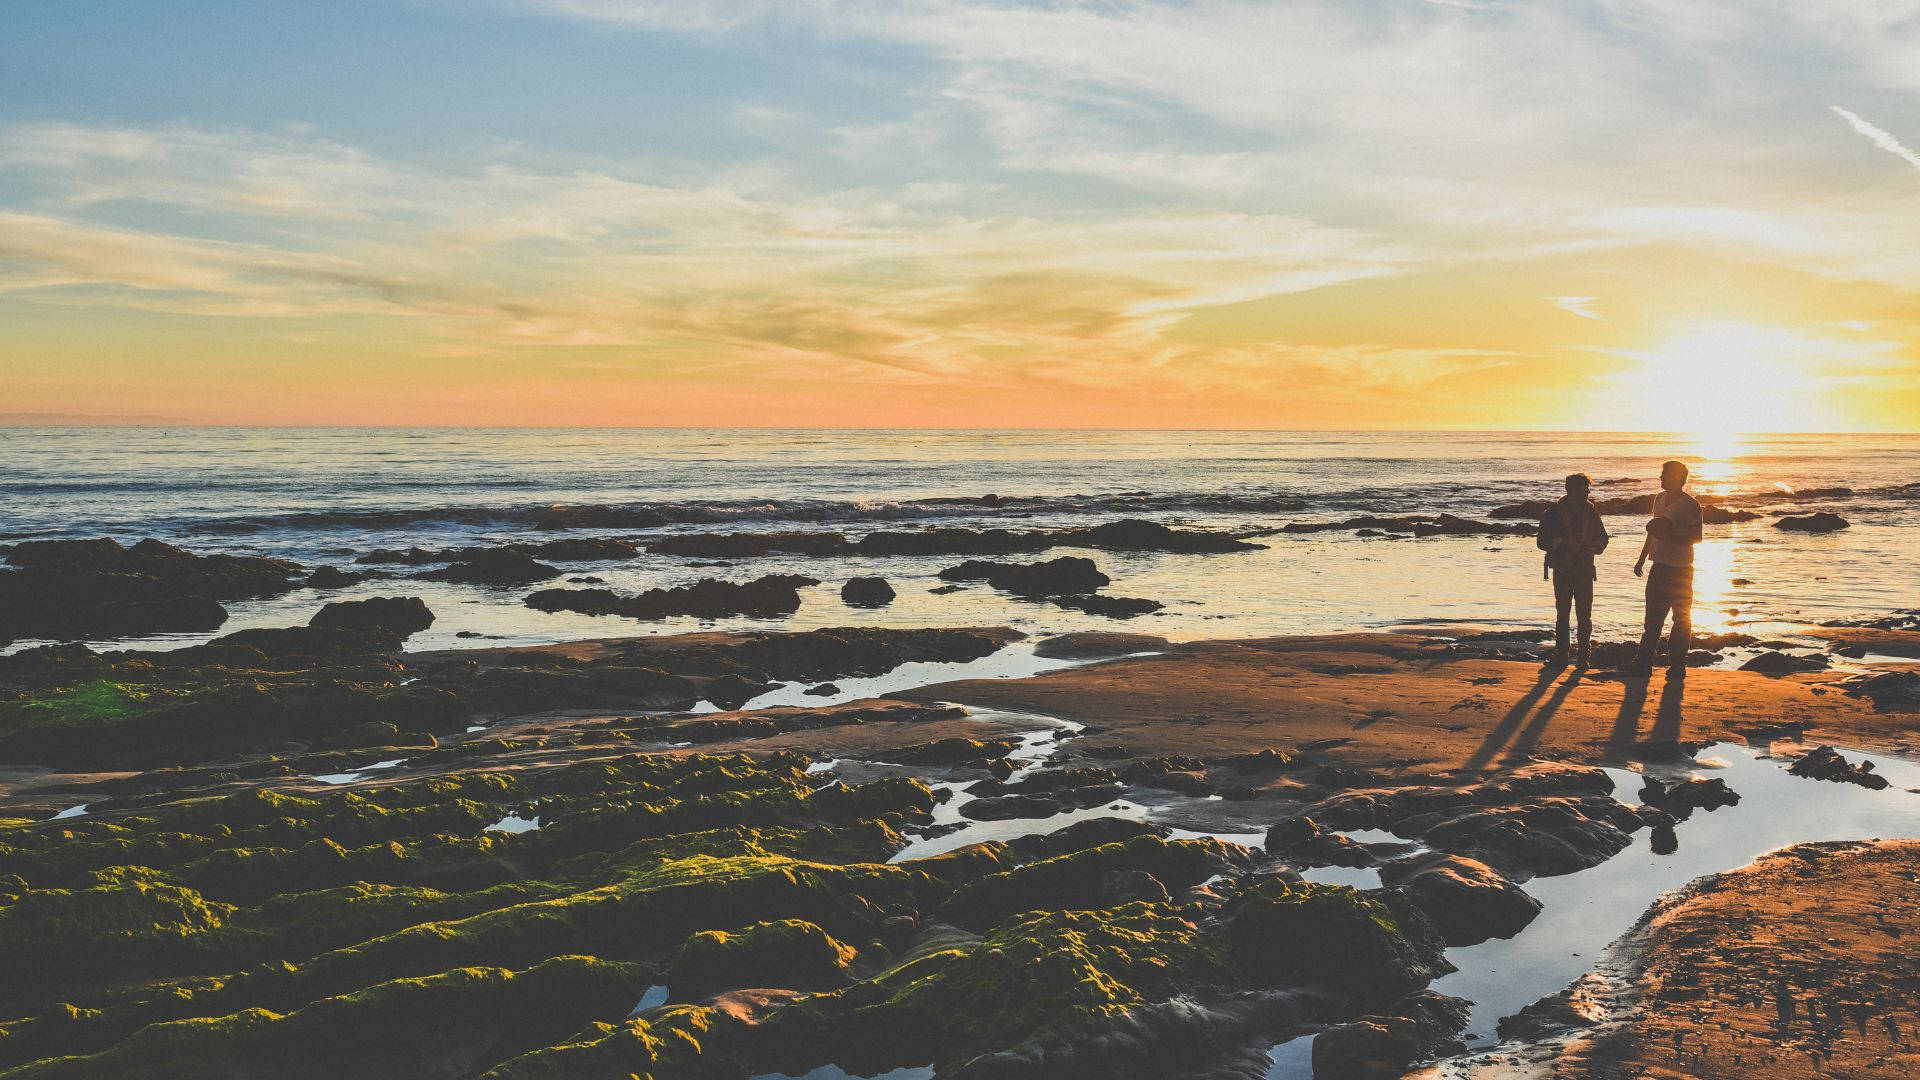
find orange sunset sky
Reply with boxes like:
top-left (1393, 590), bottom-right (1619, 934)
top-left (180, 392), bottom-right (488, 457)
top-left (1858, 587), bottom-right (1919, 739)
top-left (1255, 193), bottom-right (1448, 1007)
top-left (3, 2), bottom-right (1919, 430)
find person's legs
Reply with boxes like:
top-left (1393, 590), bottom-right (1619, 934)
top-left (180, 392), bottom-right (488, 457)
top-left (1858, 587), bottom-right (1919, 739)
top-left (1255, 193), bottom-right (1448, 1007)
top-left (1666, 567), bottom-right (1693, 669)
top-left (1635, 568), bottom-right (1670, 673)
top-left (1552, 569), bottom-right (1574, 662)
top-left (1573, 570), bottom-right (1594, 665)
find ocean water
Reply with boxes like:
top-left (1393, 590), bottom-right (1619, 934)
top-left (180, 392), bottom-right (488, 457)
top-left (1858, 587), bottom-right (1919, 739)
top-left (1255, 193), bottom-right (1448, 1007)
top-left (1, 428), bottom-right (1915, 653)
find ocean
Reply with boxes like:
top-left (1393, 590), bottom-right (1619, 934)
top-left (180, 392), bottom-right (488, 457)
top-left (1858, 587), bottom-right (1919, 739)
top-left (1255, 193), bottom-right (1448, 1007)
top-left (2, 427), bottom-right (1915, 654)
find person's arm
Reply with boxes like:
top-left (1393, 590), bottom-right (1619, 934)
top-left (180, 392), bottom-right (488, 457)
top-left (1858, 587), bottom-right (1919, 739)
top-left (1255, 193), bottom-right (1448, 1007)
top-left (1634, 534), bottom-right (1650, 577)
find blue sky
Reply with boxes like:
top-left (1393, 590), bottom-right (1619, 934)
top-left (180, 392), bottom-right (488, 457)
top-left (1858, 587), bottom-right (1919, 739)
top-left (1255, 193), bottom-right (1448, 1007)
top-left (3, 1), bottom-right (1919, 427)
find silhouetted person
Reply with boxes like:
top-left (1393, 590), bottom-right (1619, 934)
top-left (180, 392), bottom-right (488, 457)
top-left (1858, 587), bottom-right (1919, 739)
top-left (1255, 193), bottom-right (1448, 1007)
top-left (1632, 459), bottom-right (1702, 675)
top-left (1537, 472), bottom-right (1609, 666)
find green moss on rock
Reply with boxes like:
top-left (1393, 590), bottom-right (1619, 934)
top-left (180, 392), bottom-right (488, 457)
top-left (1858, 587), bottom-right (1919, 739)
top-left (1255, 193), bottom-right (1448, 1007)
top-left (668, 919), bottom-right (856, 1000)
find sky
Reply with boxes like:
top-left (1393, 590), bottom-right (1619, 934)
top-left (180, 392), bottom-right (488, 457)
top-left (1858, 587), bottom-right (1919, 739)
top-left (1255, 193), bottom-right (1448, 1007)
top-left (2, 1), bottom-right (1919, 430)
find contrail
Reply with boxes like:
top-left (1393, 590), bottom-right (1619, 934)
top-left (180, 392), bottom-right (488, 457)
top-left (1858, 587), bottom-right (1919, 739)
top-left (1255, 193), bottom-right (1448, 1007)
top-left (1831, 106), bottom-right (1920, 174)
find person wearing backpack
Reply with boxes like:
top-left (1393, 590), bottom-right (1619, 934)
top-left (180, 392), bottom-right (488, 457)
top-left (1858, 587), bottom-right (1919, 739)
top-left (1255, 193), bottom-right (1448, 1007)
top-left (1537, 472), bottom-right (1610, 667)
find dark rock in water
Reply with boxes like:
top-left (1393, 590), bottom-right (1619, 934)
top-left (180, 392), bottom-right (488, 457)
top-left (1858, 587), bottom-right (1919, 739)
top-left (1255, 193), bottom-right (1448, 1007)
top-left (803, 683), bottom-right (839, 697)
top-left (309, 596), bottom-right (435, 637)
top-left (1413, 794), bottom-right (1657, 880)
top-left (667, 918), bottom-right (855, 1000)
top-left (418, 549), bottom-right (561, 585)
top-left (937, 556), bottom-right (1108, 596)
top-left (1639, 774), bottom-right (1741, 811)
top-left (1032, 631), bottom-right (1169, 660)
top-left (1046, 594), bottom-right (1163, 619)
top-left (961, 792), bottom-right (1069, 821)
top-left (1224, 877), bottom-right (1452, 1000)
top-left (0, 537), bottom-right (301, 643)
top-left (1383, 853), bottom-right (1541, 946)
top-left (1775, 512), bottom-right (1849, 533)
top-left (703, 673), bottom-right (776, 710)
top-left (1006, 817), bottom-right (1169, 860)
top-left (1066, 518), bottom-right (1262, 553)
top-left (525, 574), bottom-right (816, 621)
top-left (1265, 815), bottom-right (1377, 868)
top-left (1787, 745), bottom-right (1890, 789)
top-left (928, 583), bottom-right (963, 594)
top-left (1283, 514), bottom-right (1535, 538)
top-left (1496, 974), bottom-right (1608, 1041)
top-left (886, 736), bottom-right (1023, 766)
top-left (1841, 670), bottom-right (1920, 713)
top-left (1739, 650), bottom-right (1829, 675)
top-left (303, 566), bottom-right (370, 589)
top-left (1313, 991), bottom-right (1471, 1079)
top-left (840, 577), bottom-right (896, 608)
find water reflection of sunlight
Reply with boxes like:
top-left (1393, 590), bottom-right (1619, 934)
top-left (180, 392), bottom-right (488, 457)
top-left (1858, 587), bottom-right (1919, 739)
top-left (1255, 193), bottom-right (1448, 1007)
top-left (1682, 432), bottom-right (1747, 497)
top-left (1690, 537), bottom-right (1739, 634)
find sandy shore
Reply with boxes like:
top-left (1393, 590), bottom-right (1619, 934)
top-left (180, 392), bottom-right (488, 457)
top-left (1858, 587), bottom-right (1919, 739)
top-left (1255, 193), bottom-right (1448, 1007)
top-left (897, 631), bottom-right (1917, 775)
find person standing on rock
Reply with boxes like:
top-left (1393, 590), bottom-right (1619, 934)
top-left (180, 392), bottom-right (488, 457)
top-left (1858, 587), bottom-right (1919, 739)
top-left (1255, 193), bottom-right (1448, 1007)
top-left (1537, 472), bottom-right (1609, 667)
top-left (1632, 459), bottom-right (1703, 676)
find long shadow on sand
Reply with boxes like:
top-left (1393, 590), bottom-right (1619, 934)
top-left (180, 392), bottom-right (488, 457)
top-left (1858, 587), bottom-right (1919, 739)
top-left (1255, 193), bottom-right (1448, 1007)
top-left (1466, 666), bottom-right (1562, 771)
top-left (1605, 670), bottom-right (1688, 760)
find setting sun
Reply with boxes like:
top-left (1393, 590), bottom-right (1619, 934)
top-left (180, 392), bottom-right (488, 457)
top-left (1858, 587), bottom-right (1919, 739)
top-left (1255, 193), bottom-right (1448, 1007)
top-left (1602, 322), bottom-right (1844, 435)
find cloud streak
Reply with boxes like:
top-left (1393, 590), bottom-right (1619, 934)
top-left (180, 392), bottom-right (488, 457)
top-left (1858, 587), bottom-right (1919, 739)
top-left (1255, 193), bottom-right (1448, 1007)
top-left (1831, 106), bottom-right (1920, 175)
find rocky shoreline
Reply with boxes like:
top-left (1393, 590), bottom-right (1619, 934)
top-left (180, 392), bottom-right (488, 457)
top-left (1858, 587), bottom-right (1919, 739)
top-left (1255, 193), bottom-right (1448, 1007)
top-left (3, 532), bottom-right (1920, 1078)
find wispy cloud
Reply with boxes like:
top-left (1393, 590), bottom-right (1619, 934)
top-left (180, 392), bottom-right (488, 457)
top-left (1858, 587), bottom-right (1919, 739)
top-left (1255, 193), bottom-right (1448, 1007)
top-left (1546, 296), bottom-right (1604, 320)
top-left (1831, 106), bottom-right (1920, 175)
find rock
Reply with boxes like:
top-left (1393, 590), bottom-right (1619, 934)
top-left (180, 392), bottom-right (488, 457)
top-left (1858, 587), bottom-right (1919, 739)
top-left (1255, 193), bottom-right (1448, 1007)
top-left (1639, 775), bottom-right (1741, 811)
top-left (1098, 868), bottom-right (1172, 905)
top-left (0, 538), bottom-right (301, 643)
top-left (417, 549), bottom-right (561, 585)
top-left (1313, 992), bottom-right (1472, 1079)
top-left (1774, 512), bottom-right (1849, 533)
top-left (1496, 974), bottom-right (1608, 1041)
top-left (667, 919), bottom-right (856, 1001)
top-left (1224, 878), bottom-right (1452, 1000)
top-left (524, 574), bottom-right (818, 621)
top-left (1740, 650), bottom-right (1829, 675)
top-left (1383, 853), bottom-right (1541, 946)
top-left (1265, 816), bottom-right (1377, 868)
top-left (1787, 745), bottom-right (1890, 790)
top-left (1066, 518), bottom-right (1261, 553)
top-left (1046, 594), bottom-right (1163, 618)
top-left (303, 566), bottom-right (369, 589)
top-left (1032, 632), bottom-right (1170, 660)
top-left (960, 793), bottom-right (1068, 821)
top-left (803, 683), bottom-right (839, 697)
top-left (1283, 514), bottom-right (1534, 538)
top-left (704, 673), bottom-right (776, 710)
top-left (840, 577), bottom-right (896, 608)
top-left (1842, 670), bottom-right (1920, 712)
top-left (308, 596), bottom-right (435, 637)
top-left (937, 556), bottom-right (1109, 596)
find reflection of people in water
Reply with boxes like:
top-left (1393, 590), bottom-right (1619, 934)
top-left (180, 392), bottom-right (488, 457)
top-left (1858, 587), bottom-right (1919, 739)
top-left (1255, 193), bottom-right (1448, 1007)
top-left (1536, 472), bottom-right (1609, 667)
top-left (1632, 460), bottom-right (1703, 676)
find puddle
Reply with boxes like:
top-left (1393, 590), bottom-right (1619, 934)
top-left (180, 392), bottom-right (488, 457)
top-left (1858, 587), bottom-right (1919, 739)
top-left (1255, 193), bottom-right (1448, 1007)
top-left (1432, 741), bottom-right (1920, 1050)
top-left (1266, 1035), bottom-right (1315, 1079)
top-left (49, 803), bottom-right (89, 820)
top-left (484, 813), bottom-right (542, 833)
top-left (626, 984), bottom-right (668, 1017)
top-left (806, 759), bottom-right (838, 775)
top-left (311, 758), bottom-right (408, 785)
top-left (729, 643), bottom-right (1097, 711)
top-left (1299, 864), bottom-right (1383, 890)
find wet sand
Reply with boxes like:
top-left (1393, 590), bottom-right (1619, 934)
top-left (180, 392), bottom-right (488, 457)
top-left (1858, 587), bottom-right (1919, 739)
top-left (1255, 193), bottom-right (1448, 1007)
top-left (894, 632), bottom-right (1917, 775)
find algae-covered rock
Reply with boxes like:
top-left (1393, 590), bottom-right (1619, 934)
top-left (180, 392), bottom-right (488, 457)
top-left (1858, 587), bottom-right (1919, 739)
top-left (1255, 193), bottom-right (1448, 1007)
top-left (766, 902), bottom-right (1230, 1075)
top-left (940, 835), bottom-right (1243, 930)
top-left (1223, 879), bottom-right (1449, 1002)
top-left (668, 919), bottom-right (856, 1000)
top-left (0, 955), bottom-right (652, 1080)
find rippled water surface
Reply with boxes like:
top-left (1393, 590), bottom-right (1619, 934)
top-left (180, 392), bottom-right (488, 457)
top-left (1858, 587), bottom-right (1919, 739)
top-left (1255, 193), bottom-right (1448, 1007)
top-left (3, 428), bottom-right (1915, 652)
